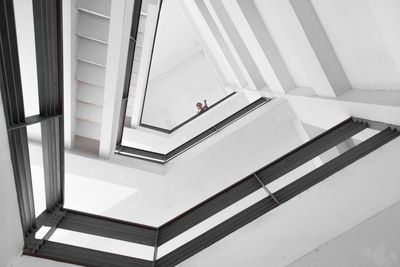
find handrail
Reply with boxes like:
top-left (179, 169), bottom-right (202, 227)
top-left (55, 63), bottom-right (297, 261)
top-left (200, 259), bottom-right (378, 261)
top-left (140, 92), bottom-right (237, 134)
top-left (24, 118), bottom-right (400, 267)
top-left (115, 97), bottom-right (270, 163)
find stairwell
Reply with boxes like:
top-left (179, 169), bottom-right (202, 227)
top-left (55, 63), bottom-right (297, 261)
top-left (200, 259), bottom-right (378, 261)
top-left (74, 0), bottom-right (111, 149)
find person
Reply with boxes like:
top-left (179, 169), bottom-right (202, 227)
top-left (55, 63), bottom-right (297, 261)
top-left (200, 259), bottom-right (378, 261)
top-left (196, 99), bottom-right (208, 113)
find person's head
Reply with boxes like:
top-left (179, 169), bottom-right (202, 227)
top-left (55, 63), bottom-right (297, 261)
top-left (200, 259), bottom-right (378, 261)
top-left (196, 102), bottom-right (203, 109)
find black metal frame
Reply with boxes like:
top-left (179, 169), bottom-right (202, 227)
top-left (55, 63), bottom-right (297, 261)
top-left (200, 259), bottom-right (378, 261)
top-left (116, 0), bottom-right (144, 145)
top-left (116, 97), bottom-right (270, 163)
top-left (2, 1), bottom-right (400, 267)
top-left (0, 0), bottom-right (64, 235)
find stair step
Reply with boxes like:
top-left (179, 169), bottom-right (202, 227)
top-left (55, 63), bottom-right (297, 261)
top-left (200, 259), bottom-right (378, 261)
top-left (76, 101), bottom-right (103, 124)
top-left (77, 7), bottom-right (110, 19)
top-left (75, 119), bottom-right (101, 140)
top-left (77, 61), bottom-right (106, 87)
top-left (141, 0), bottom-right (153, 14)
top-left (130, 72), bottom-right (139, 86)
top-left (138, 15), bottom-right (147, 33)
top-left (77, 0), bottom-right (111, 17)
top-left (77, 58), bottom-right (106, 68)
top-left (77, 37), bottom-right (108, 66)
top-left (77, 11), bottom-right (109, 43)
top-left (77, 33), bottom-right (108, 45)
top-left (136, 32), bottom-right (144, 45)
top-left (76, 82), bottom-right (104, 106)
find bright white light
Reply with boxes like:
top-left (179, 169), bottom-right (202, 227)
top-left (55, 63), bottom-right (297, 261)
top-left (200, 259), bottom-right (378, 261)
top-left (64, 173), bottom-right (137, 215)
top-left (35, 226), bottom-right (51, 239)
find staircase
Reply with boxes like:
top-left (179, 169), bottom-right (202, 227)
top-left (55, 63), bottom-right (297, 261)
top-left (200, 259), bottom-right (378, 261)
top-left (74, 0), bottom-right (111, 146)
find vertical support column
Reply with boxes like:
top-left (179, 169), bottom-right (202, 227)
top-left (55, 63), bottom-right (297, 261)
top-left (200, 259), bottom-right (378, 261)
top-left (152, 228), bottom-right (159, 266)
top-left (235, 0), bottom-right (296, 93)
top-left (62, 0), bottom-right (78, 149)
top-left (100, 0), bottom-right (135, 157)
top-left (117, 0), bottom-right (143, 139)
top-left (32, 0), bottom-right (65, 209)
top-left (205, 0), bottom-right (266, 90)
top-left (181, 0), bottom-right (247, 89)
top-left (0, 0), bottom-right (36, 234)
top-left (262, 0), bottom-right (350, 97)
top-left (129, 2), bottom-right (157, 128)
top-left (289, 0), bottom-right (350, 97)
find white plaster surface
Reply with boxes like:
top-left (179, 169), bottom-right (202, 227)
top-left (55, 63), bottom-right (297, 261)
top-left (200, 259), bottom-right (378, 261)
top-left (289, 201), bottom-right (400, 267)
top-left (178, 135), bottom-right (400, 267)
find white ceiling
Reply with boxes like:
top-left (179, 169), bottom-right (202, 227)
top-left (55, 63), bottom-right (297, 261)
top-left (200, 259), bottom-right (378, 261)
top-left (311, 0), bottom-right (400, 91)
top-left (149, 0), bottom-right (201, 79)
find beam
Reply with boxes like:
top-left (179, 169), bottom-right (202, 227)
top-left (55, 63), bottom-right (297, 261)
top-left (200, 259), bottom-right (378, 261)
top-left (43, 209), bottom-right (158, 246)
top-left (0, 0), bottom-right (36, 234)
top-left (117, 0), bottom-right (143, 139)
top-left (205, 0), bottom-right (266, 90)
top-left (191, 0), bottom-right (248, 89)
top-left (130, 3), bottom-right (158, 128)
top-left (264, 87), bottom-right (400, 131)
top-left (260, 0), bottom-right (350, 97)
top-left (176, 0), bottom-right (238, 90)
top-left (32, 0), bottom-right (65, 209)
top-left (157, 118), bottom-right (367, 245)
top-left (235, 0), bottom-right (296, 93)
top-left (62, 0), bottom-right (77, 149)
top-left (7, 113), bottom-right (62, 131)
top-left (24, 240), bottom-right (153, 267)
top-left (99, 0), bottom-right (134, 158)
top-left (289, 0), bottom-right (350, 97)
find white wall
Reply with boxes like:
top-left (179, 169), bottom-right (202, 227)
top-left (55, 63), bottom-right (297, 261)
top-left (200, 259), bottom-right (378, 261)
top-left (142, 51), bottom-right (227, 129)
top-left (178, 130), bottom-right (400, 267)
top-left (311, 0), bottom-right (400, 91)
top-left (289, 200), bottom-right (400, 267)
top-left (149, 0), bottom-right (200, 78)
